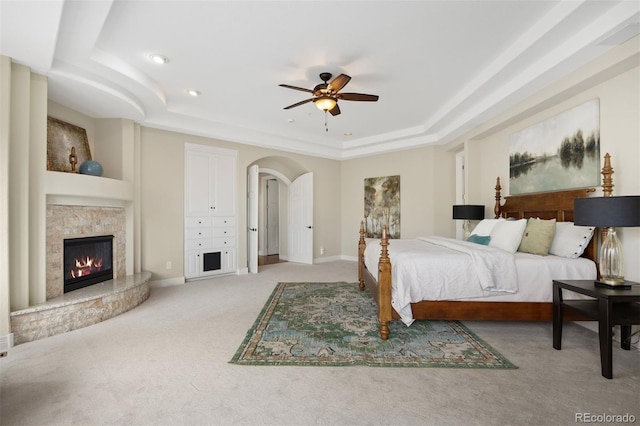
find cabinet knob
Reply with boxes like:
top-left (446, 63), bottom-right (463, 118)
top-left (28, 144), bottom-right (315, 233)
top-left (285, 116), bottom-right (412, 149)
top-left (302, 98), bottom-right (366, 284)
top-left (198, 221), bottom-right (202, 224)
top-left (198, 243), bottom-right (202, 246)
top-left (198, 232), bottom-right (202, 235)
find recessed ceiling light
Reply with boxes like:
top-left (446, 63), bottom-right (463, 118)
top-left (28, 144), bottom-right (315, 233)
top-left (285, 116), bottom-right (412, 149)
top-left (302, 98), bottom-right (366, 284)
top-left (344, 131), bottom-right (352, 136)
top-left (149, 54), bottom-right (169, 64)
top-left (287, 118), bottom-right (295, 123)
top-left (186, 89), bottom-right (201, 97)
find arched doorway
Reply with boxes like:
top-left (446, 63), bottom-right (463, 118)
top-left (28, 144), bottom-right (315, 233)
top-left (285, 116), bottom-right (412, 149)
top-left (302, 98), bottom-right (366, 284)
top-left (247, 157), bottom-right (314, 273)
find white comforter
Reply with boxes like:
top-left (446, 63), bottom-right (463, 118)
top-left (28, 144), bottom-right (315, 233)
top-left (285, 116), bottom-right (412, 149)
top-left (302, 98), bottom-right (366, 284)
top-left (364, 236), bottom-right (518, 325)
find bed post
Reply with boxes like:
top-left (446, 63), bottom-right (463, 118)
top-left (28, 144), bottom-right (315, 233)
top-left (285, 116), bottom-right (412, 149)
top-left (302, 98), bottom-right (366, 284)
top-left (358, 221), bottom-right (366, 291)
top-left (494, 177), bottom-right (502, 218)
top-left (378, 226), bottom-right (392, 341)
top-left (601, 153), bottom-right (614, 196)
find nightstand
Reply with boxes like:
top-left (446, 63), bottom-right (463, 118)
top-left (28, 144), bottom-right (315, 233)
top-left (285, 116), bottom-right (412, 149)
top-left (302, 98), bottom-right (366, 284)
top-left (553, 279), bottom-right (640, 379)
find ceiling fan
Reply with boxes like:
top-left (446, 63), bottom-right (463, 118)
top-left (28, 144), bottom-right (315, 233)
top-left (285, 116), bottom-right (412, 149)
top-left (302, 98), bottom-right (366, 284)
top-left (279, 72), bottom-right (379, 117)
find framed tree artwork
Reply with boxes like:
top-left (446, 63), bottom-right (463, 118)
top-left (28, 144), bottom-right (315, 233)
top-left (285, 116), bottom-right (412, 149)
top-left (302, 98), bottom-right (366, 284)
top-left (364, 175), bottom-right (400, 239)
top-left (509, 99), bottom-right (600, 194)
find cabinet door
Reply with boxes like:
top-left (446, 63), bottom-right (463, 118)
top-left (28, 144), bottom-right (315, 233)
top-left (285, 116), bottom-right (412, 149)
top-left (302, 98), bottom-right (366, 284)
top-left (222, 249), bottom-right (236, 272)
top-left (212, 154), bottom-right (236, 216)
top-left (185, 151), bottom-right (214, 216)
top-left (185, 250), bottom-right (201, 278)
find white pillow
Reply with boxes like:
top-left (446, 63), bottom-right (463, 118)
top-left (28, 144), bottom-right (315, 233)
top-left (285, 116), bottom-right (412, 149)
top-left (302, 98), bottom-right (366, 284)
top-left (470, 218), bottom-right (505, 237)
top-left (549, 222), bottom-right (595, 259)
top-left (488, 219), bottom-right (527, 253)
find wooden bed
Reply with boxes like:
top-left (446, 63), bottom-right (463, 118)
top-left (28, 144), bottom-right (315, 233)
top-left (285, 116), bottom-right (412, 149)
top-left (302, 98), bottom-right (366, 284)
top-left (357, 159), bottom-right (613, 340)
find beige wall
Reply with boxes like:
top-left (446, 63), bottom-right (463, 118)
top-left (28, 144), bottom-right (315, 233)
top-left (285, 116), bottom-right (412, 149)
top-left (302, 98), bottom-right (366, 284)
top-left (340, 145), bottom-right (457, 259)
top-left (452, 36), bottom-right (640, 281)
top-left (139, 127), bottom-right (342, 281)
top-left (5, 33), bottom-right (637, 299)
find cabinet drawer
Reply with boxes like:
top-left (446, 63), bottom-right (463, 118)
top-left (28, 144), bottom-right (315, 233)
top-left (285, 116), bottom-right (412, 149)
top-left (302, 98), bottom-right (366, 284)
top-left (185, 238), bottom-right (212, 250)
top-left (186, 227), bottom-right (213, 239)
top-left (213, 227), bottom-right (235, 238)
top-left (213, 237), bottom-right (235, 248)
top-left (185, 216), bottom-right (213, 228)
top-left (213, 216), bottom-right (235, 227)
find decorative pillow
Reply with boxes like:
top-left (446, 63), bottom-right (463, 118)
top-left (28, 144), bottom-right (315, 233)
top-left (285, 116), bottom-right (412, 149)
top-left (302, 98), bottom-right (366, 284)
top-left (549, 222), bottom-right (595, 259)
top-left (518, 218), bottom-right (556, 256)
top-left (467, 234), bottom-right (491, 245)
top-left (488, 218), bottom-right (527, 253)
top-left (469, 218), bottom-right (504, 237)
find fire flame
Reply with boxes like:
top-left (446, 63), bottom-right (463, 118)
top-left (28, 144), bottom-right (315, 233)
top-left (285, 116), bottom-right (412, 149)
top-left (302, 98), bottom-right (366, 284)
top-left (70, 256), bottom-right (103, 278)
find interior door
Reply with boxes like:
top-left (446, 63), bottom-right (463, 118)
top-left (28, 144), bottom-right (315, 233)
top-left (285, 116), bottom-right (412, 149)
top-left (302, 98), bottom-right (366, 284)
top-left (288, 172), bottom-right (313, 264)
top-left (247, 165), bottom-right (259, 273)
top-left (266, 179), bottom-right (279, 255)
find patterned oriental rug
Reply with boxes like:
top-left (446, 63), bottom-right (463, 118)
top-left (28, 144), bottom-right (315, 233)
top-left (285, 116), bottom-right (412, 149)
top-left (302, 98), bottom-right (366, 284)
top-left (231, 282), bottom-right (516, 368)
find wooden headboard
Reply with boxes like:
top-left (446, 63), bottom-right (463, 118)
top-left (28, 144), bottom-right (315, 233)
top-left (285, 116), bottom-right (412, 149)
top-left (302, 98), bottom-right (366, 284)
top-left (492, 177), bottom-right (598, 263)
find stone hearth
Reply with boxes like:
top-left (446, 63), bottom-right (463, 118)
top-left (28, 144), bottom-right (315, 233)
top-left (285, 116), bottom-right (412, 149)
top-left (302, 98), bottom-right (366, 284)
top-left (10, 272), bottom-right (150, 344)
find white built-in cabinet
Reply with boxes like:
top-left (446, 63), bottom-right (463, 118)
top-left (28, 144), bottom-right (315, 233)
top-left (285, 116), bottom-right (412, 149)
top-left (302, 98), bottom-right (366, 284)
top-left (184, 144), bottom-right (237, 279)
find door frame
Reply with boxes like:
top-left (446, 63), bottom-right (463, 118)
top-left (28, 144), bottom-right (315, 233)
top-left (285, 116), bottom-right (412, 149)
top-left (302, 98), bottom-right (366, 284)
top-left (247, 167), bottom-right (292, 271)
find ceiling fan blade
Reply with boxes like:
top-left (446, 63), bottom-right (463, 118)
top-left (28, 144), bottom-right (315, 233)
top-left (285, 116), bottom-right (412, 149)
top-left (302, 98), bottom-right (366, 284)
top-left (279, 84), bottom-right (314, 94)
top-left (328, 74), bottom-right (351, 93)
top-left (329, 104), bottom-right (341, 116)
top-left (283, 98), bottom-right (314, 109)
top-left (337, 93), bottom-right (379, 102)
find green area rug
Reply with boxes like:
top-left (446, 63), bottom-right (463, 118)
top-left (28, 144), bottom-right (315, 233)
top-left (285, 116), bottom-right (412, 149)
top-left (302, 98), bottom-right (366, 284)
top-left (231, 282), bottom-right (516, 368)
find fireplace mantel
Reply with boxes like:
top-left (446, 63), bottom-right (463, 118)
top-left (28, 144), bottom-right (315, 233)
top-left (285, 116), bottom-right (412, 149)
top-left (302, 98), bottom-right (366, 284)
top-left (44, 170), bottom-right (134, 203)
top-left (44, 170), bottom-right (136, 286)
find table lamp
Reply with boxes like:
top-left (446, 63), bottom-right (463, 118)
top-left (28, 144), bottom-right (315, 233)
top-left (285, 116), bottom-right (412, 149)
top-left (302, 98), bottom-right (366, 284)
top-left (574, 196), bottom-right (640, 288)
top-left (453, 205), bottom-right (485, 239)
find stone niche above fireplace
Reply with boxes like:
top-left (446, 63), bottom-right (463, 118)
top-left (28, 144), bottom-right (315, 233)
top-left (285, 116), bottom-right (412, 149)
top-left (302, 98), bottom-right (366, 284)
top-left (46, 205), bottom-right (126, 300)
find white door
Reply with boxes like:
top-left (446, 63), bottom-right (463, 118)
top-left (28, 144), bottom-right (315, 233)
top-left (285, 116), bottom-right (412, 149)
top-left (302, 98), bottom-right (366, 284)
top-left (455, 151), bottom-right (466, 240)
top-left (213, 154), bottom-right (236, 216)
top-left (288, 172), bottom-right (313, 264)
top-left (266, 179), bottom-right (279, 255)
top-left (247, 165), bottom-right (259, 273)
top-left (185, 151), bottom-right (212, 216)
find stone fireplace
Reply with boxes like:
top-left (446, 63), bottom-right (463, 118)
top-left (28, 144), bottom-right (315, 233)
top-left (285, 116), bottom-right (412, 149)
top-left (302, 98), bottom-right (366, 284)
top-left (11, 202), bottom-right (149, 345)
top-left (46, 205), bottom-right (126, 300)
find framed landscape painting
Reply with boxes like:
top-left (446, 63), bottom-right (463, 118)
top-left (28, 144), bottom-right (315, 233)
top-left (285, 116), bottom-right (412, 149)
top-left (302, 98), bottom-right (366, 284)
top-left (509, 99), bottom-right (600, 195)
top-left (363, 175), bottom-right (400, 239)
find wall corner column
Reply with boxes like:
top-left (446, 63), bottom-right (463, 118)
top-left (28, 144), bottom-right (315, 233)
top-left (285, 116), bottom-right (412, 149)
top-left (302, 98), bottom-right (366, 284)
top-left (0, 55), bottom-right (13, 349)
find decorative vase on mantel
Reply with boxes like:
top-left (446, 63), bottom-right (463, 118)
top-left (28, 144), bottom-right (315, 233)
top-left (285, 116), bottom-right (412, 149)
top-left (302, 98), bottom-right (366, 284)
top-left (79, 160), bottom-right (103, 176)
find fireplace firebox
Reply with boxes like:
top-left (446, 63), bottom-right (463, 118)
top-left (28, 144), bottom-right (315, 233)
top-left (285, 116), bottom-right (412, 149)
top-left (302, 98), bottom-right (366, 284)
top-left (63, 235), bottom-right (114, 293)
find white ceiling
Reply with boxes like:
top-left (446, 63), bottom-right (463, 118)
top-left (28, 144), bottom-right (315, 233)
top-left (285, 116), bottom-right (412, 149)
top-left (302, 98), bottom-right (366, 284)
top-left (1, 1), bottom-right (638, 159)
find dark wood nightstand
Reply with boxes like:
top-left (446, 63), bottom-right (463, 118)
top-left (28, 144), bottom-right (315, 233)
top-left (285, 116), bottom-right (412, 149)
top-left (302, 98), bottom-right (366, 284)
top-left (553, 279), bottom-right (640, 379)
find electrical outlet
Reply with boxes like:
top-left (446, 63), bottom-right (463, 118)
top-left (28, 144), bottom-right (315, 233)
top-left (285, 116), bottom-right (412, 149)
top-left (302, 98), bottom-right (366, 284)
top-left (166, 261), bottom-right (173, 270)
top-left (320, 246), bottom-right (325, 255)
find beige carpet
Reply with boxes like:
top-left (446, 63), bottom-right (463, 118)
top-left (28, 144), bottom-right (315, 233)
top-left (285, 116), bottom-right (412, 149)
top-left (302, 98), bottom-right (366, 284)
top-left (1, 260), bottom-right (638, 425)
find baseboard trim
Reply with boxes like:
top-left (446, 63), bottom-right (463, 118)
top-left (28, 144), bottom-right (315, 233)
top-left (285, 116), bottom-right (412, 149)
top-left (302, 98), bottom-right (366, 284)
top-left (150, 276), bottom-right (186, 288)
top-left (314, 255), bottom-right (352, 264)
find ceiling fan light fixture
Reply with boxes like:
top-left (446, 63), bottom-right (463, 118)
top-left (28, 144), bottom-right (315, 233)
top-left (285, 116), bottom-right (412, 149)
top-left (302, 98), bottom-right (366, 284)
top-left (314, 96), bottom-right (336, 111)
